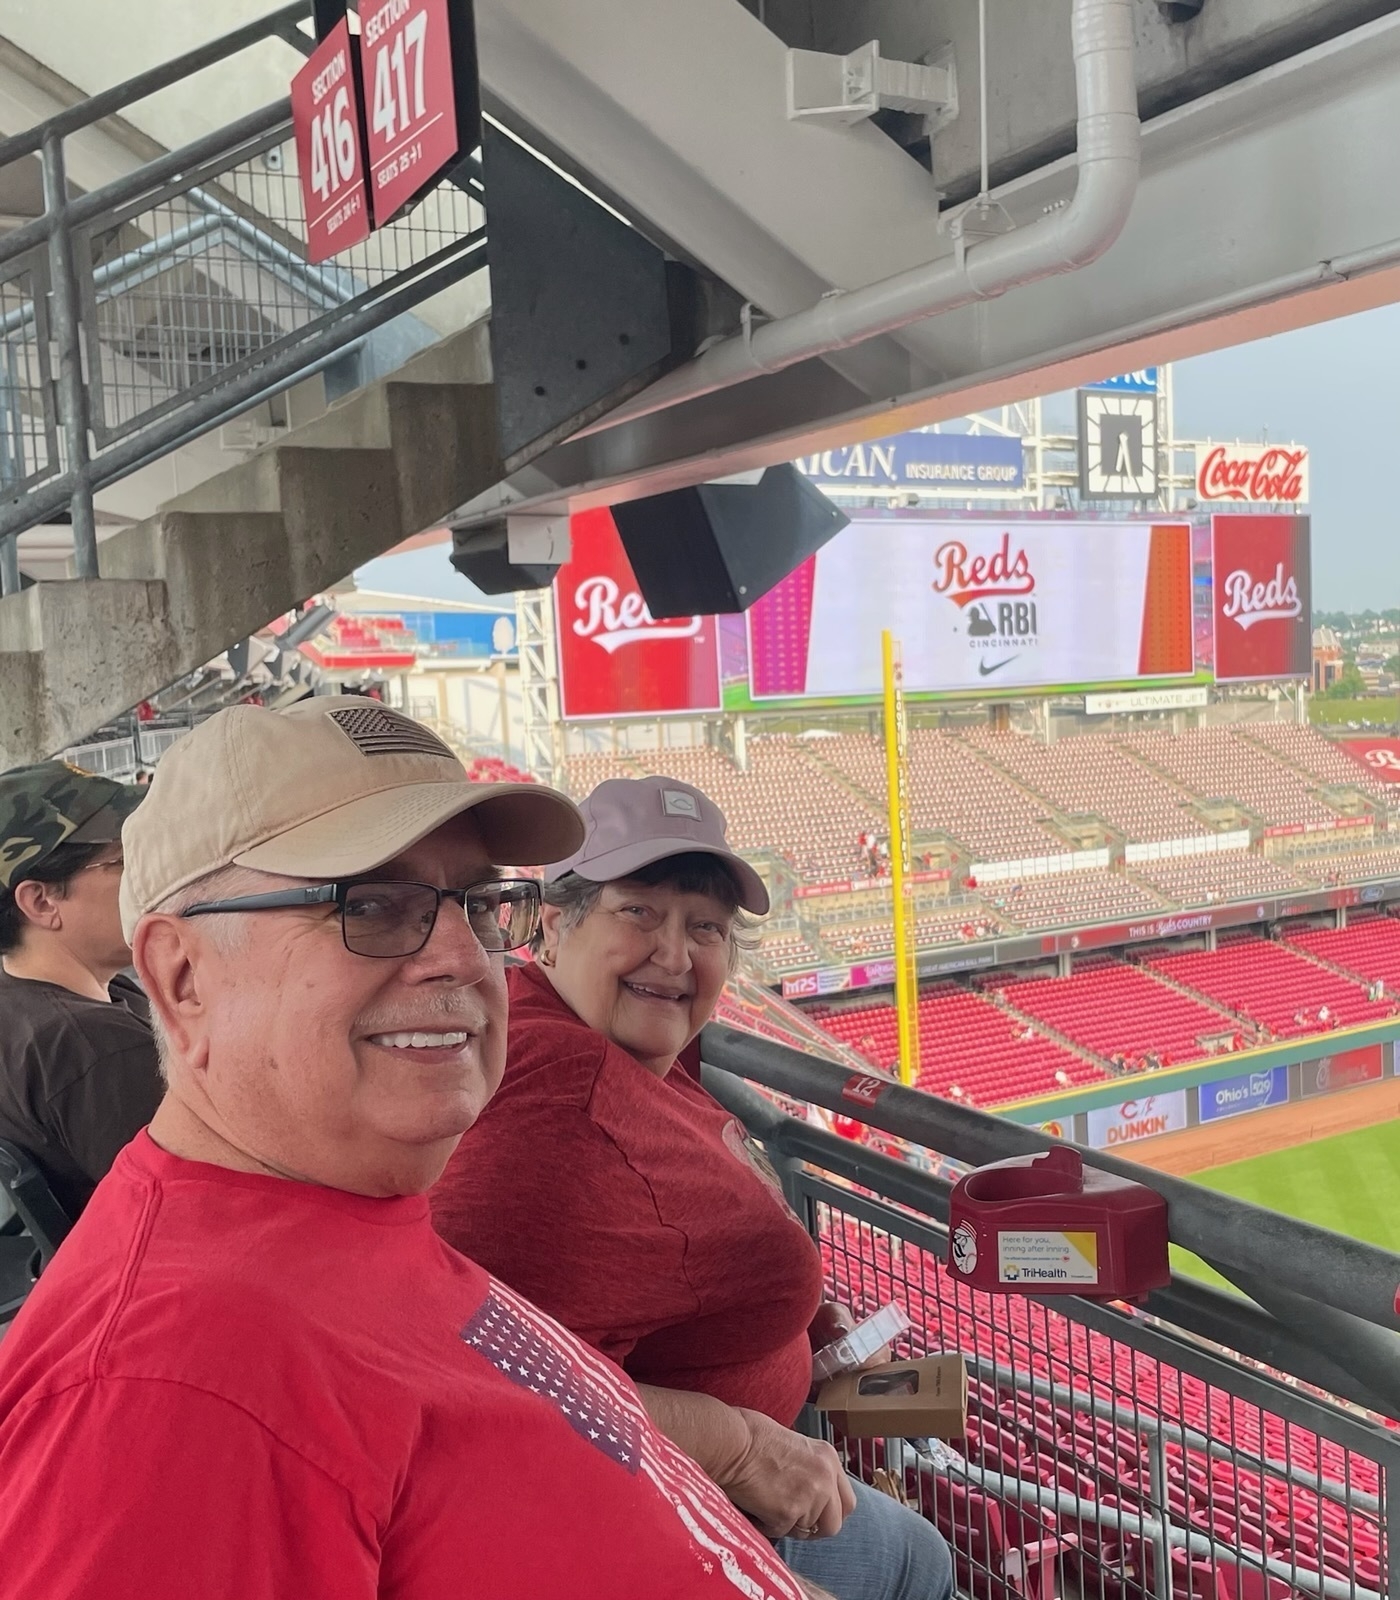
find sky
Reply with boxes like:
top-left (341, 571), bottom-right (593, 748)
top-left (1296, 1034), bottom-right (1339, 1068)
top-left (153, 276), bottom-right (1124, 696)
top-left (1170, 301), bottom-right (1400, 614)
top-left (357, 300), bottom-right (1400, 613)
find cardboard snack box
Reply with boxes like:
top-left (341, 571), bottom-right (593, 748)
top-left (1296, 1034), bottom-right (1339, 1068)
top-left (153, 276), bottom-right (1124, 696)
top-left (814, 1354), bottom-right (968, 1441)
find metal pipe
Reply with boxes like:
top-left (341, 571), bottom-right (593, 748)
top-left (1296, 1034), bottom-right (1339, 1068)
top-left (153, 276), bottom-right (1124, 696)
top-left (41, 133), bottom-right (97, 581)
top-left (700, 1027), bottom-right (1400, 1338)
top-left (587, 0), bottom-right (1139, 431)
top-left (0, 2), bottom-right (309, 165)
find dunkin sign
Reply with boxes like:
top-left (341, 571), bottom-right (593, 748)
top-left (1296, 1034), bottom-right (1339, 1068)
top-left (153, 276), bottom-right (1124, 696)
top-left (1211, 514), bottom-right (1312, 683)
top-left (555, 510), bottom-right (722, 718)
top-left (1195, 444), bottom-right (1309, 505)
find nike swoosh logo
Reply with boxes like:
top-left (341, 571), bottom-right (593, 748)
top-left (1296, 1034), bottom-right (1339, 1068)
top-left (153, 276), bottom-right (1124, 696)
top-left (978, 655), bottom-right (1020, 677)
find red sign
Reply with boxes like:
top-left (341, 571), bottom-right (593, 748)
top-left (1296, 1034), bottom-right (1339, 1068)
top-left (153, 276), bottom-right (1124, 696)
top-left (361, 0), bottom-right (459, 223)
top-left (1342, 739), bottom-right (1400, 786)
top-left (1212, 514), bottom-right (1312, 683)
top-left (841, 1074), bottom-right (890, 1109)
top-left (1196, 444), bottom-right (1310, 504)
top-left (555, 510), bottom-right (722, 719)
top-left (290, 21), bottom-right (371, 264)
top-left (1301, 1044), bottom-right (1385, 1099)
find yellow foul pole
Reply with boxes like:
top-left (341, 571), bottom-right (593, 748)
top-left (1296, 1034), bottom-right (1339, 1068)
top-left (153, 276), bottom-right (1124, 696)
top-left (881, 630), bottom-right (920, 1086)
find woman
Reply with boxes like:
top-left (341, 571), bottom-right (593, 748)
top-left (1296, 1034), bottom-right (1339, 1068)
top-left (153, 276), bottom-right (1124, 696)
top-left (431, 776), bottom-right (952, 1600)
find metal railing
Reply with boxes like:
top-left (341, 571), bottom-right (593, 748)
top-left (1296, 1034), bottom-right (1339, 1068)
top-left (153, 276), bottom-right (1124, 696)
top-left (703, 1032), bottom-right (1400, 1598)
top-left (0, 1), bottom-right (487, 594)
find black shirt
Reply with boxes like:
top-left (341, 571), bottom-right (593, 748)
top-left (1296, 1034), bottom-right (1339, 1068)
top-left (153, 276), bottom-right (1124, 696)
top-left (0, 969), bottom-right (163, 1220)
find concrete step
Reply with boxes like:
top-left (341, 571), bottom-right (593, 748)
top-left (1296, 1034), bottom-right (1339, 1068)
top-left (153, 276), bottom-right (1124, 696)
top-left (0, 321), bottom-right (499, 768)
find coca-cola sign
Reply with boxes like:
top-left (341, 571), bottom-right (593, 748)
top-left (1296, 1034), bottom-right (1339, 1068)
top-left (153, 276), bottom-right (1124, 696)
top-left (555, 509), bottom-right (721, 719)
top-left (1195, 443), bottom-right (1309, 504)
top-left (1211, 514), bottom-right (1312, 683)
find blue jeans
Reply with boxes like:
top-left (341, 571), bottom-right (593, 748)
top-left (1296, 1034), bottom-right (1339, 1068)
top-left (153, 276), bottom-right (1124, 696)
top-left (776, 1475), bottom-right (954, 1600)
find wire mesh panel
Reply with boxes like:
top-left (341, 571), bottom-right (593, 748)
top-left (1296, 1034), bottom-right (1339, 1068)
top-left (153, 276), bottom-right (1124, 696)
top-left (75, 124), bottom-right (483, 447)
top-left (0, 247), bottom-right (58, 495)
top-left (804, 1181), bottom-right (1396, 1600)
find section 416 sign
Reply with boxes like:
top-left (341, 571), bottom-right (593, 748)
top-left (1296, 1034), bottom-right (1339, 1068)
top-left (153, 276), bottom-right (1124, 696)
top-left (362, 0), bottom-right (461, 223)
top-left (290, 19), bottom-right (371, 264)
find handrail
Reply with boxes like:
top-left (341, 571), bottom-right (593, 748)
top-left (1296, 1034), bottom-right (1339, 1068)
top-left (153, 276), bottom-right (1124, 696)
top-left (0, 102), bottom-right (293, 270)
top-left (0, 1), bottom-right (310, 165)
top-left (702, 1067), bottom-right (1400, 1418)
top-left (698, 1025), bottom-right (1400, 1355)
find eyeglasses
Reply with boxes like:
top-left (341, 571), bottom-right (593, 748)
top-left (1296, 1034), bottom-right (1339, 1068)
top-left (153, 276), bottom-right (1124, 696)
top-left (181, 877), bottom-right (542, 960)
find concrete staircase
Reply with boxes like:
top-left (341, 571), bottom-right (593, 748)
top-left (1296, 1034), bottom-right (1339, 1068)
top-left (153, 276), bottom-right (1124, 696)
top-left (0, 321), bottom-right (498, 769)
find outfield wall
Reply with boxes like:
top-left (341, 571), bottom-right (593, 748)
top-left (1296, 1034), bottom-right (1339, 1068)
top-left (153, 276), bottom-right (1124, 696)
top-left (997, 1025), bottom-right (1398, 1152)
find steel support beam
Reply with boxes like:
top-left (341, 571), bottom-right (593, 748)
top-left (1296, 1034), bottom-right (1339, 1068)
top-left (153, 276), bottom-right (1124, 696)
top-left (475, 0), bottom-right (938, 401)
top-left (457, 8), bottom-right (1400, 526)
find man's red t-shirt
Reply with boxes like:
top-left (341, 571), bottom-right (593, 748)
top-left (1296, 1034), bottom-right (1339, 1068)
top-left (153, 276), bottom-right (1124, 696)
top-left (0, 1133), bottom-right (804, 1600)
top-left (430, 964), bottom-right (825, 1426)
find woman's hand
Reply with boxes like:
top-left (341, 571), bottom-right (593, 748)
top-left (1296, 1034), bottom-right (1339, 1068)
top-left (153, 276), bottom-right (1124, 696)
top-left (720, 1407), bottom-right (856, 1541)
top-left (634, 1382), bottom-right (853, 1540)
top-left (808, 1301), bottom-right (892, 1372)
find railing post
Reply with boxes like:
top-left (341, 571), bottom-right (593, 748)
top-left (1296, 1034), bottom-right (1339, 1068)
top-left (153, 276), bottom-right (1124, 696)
top-left (1147, 1424), bottom-right (1175, 1600)
top-left (0, 535), bottom-right (19, 596)
top-left (1388, 1471), bottom-right (1400, 1600)
top-left (41, 130), bottom-right (98, 581)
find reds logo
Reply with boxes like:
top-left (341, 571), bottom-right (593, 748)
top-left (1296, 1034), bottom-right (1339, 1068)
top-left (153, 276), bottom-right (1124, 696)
top-left (571, 576), bottom-right (703, 655)
top-left (932, 533), bottom-right (1035, 608)
top-left (1220, 564), bottom-right (1303, 631)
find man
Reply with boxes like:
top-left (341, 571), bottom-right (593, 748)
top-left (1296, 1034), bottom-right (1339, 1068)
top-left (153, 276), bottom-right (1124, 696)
top-left (0, 699), bottom-right (811, 1600)
top-left (0, 763), bottom-right (160, 1218)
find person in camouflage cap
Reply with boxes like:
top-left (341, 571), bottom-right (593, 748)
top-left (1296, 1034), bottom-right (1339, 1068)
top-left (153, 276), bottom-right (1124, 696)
top-left (0, 761), bottom-right (160, 1221)
top-left (0, 762), bottom-right (145, 895)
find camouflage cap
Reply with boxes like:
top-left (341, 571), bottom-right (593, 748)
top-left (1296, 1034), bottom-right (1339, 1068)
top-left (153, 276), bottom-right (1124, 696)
top-left (0, 762), bottom-right (144, 893)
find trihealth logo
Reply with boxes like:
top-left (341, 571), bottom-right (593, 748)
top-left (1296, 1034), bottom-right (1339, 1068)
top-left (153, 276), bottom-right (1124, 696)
top-left (572, 576), bottom-right (703, 654)
top-left (1220, 564), bottom-right (1302, 631)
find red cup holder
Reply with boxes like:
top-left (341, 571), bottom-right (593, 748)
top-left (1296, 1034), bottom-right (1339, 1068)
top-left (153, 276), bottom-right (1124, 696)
top-left (947, 1146), bottom-right (1169, 1300)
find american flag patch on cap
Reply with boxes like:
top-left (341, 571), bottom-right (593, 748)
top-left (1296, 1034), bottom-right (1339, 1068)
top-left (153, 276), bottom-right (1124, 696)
top-left (328, 706), bottom-right (455, 760)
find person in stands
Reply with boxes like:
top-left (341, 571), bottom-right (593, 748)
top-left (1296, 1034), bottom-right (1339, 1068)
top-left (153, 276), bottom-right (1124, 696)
top-left (431, 776), bottom-right (953, 1600)
top-left (0, 703), bottom-right (815, 1600)
top-left (0, 763), bottom-right (161, 1218)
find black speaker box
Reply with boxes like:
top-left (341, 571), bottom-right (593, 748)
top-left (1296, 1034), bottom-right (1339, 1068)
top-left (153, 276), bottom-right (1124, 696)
top-left (610, 464), bottom-right (849, 616)
top-left (449, 522), bottom-right (561, 595)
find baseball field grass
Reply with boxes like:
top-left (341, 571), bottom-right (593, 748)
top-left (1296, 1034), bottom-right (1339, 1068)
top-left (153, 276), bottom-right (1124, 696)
top-left (1171, 1121), bottom-right (1400, 1290)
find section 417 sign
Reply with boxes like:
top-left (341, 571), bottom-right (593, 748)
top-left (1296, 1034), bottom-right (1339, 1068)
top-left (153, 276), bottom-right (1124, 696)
top-left (290, 20), bottom-right (371, 264)
top-left (362, 0), bottom-right (462, 223)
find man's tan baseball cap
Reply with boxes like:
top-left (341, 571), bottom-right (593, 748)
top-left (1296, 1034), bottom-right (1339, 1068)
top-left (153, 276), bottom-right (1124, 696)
top-left (119, 697), bottom-right (584, 939)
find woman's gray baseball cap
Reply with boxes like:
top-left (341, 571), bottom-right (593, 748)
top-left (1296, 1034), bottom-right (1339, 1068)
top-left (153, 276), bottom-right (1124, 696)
top-left (545, 776), bottom-right (769, 914)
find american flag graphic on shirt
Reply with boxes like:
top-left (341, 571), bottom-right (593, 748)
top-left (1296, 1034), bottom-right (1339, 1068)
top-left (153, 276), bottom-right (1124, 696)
top-left (461, 1289), bottom-right (641, 1471)
top-left (464, 1279), bottom-right (804, 1600)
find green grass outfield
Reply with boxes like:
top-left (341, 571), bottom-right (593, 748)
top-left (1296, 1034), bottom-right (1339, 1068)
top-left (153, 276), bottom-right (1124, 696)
top-left (1171, 1121), bottom-right (1400, 1290)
